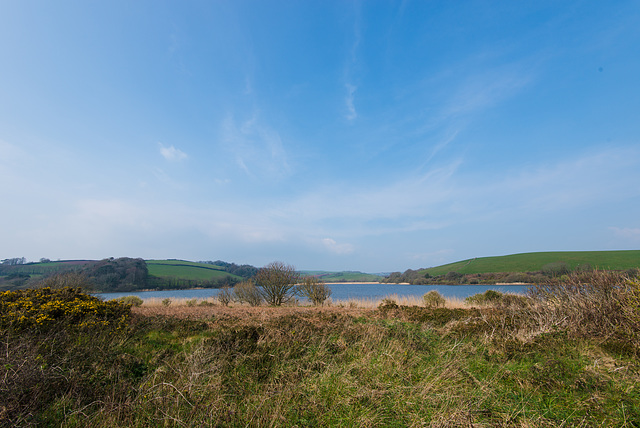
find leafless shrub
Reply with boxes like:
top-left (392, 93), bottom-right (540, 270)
top-left (621, 277), bottom-right (640, 332)
top-left (39, 271), bottom-right (93, 291)
top-left (217, 286), bottom-right (232, 306)
top-left (298, 276), bottom-right (332, 306)
top-left (233, 280), bottom-right (263, 306)
top-left (528, 270), bottom-right (633, 338)
top-left (254, 261), bottom-right (300, 306)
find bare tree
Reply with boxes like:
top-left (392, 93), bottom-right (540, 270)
top-left (233, 280), bottom-right (263, 306)
top-left (39, 272), bottom-right (94, 291)
top-left (298, 276), bottom-right (332, 306)
top-left (2, 257), bottom-right (26, 266)
top-left (217, 286), bottom-right (232, 306)
top-left (254, 261), bottom-right (300, 306)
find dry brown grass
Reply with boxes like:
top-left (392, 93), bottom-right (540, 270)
top-left (328, 293), bottom-right (467, 309)
top-left (133, 303), bottom-right (373, 320)
top-left (138, 293), bottom-right (467, 311)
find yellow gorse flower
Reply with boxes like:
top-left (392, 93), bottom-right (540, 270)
top-left (0, 287), bottom-right (130, 331)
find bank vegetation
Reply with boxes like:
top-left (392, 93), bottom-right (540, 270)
top-left (1, 270), bottom-right (639, 426)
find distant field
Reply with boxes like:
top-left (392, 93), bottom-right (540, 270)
top-left (422, 250), bottom-right (640, 276)
top-left (3, 260), bottom-right (91, 275)
top-left (300, 270), bottom-right (382, 282)
top-left (146, 260), bottom-right (240, 281)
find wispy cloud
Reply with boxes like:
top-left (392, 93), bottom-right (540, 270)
top-left (220, 113), bottom-right (292, 180)
top-left (343, 3), bottom-right (361, 121)
top-left (266, 145), bottom-right (640, 245)
top-left (345, 83), bottom-right (358, 121)
top-left (159, 143), bottom-right (188, 161)
top-left (0, 139), bottom-right (21, 160)
top-left (610, 227), bottom-right (640, 241)
top-left (168, 32), bottom-right (179, 55)
top-left (322, 238), bottom-right (354, 255)
top-left (444, 70), bottom-right (531, 118)
top-left (409, 249), bottom-right (454, 264)
top-left (243, 75), bottom-right (253, 95)
top-left (0, 140), bottom-right (23, 184)
top-left (152, 167), bottom-right (184, 189)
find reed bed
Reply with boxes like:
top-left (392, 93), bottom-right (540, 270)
top-left (326, 293), bottom-right (467, 309)
top-left (138, 294), bottom-right (467, 309)
top-left (140, 297), bottom-right (217, 307)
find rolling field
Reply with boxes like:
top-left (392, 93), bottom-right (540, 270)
top-left (300, 270), bottom-right (382, 282)
top-left (2, 260), bottom-right (92, 275)
top-left (423, 250), bottom-right (640, 276)
top-left (146, 260), bottom-right (241, 281)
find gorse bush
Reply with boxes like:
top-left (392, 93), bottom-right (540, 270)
top-left (1, 287), bottom-right (136, 426)
top-left (0, 287), bottom-right (131, 332)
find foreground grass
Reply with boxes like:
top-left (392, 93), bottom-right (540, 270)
top-left (2, 276), bottom-right (640, 427)
top-left (3, 314), bottom-right (639, 427)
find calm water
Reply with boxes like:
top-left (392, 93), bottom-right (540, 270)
top-left (97, 283), bottom-right (530, 301)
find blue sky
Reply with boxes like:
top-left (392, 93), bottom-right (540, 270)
top-left (1, 1), bottom-right (639, 272)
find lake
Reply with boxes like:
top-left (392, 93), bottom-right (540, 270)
top-left (97, 283), bottom-right (530, 301)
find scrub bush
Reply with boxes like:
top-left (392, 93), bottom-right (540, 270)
top-left (233, 280), bottom-right (263, 306)
top-left (530, 270), bottom-right (639, 344)
top-left (423, 290), bottom-right (446, 308)
top-left (378, 298), bottom-right (398, 311)
top-left (464, 290), bottom-right (504, 306)
top-left (298, 276), bottom-right (332, 306)
top-left (116, 295), bottom-right (143, 307)
top-left (217, 286), bottom-right (232, 306)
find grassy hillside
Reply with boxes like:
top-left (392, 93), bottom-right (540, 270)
top-left (1, 260), bottom-right (92, 276)
top-left (146, 260), bottom-right (241, 281)
top-left (0, 259), bottom-right (243, 291)
top-left (423, 250), bottom-right (640, 276)
top-left (300, 270), bottom-right (382, 282)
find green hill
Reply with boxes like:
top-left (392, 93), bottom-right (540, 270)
top-left (146, 260), bottom-right (242, 281)
top-left (300, 270), bottom-right (382, 283)
top-left (422, 250), bottom-right (640, 276)
top-left (0, 259), bottom-right (243, 291)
